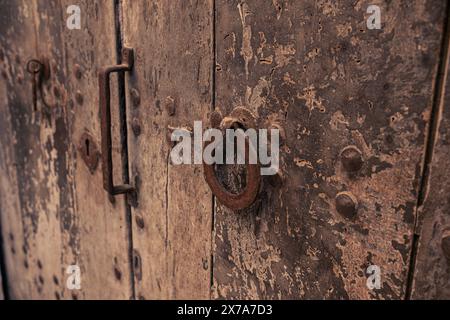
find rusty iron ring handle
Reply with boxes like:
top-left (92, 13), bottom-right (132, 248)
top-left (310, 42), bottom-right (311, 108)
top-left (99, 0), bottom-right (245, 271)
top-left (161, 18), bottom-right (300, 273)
top-left (203, 120), bottom-right (261, 211)
top-left (99, 47), bottom-right (135, 196)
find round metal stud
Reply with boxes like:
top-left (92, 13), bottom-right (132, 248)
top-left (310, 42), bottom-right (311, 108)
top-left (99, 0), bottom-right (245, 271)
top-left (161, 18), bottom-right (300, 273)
top-left (340, 146), bottom-right (363, 173)
top-left (335, 192), bottom-right (358, 219)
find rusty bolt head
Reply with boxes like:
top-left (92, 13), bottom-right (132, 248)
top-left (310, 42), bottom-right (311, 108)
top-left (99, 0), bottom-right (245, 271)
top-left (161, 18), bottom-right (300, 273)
top-left (335, 192), bottom-right (358, 219)
top-left (441, 230), bottom-right (450, 260)
top-left (74, 64), bottom-right (82, 80)
top-left (135, 215), bottom-right (145, 229)
top-left (75, 91), bottom-right (84, 105)
top-left (340, 146), bottom-right (363, 173)
top-left (53, 86), bottom-right (61, 98)
top-left (227, 107), bottom-right (257, 130)
top-left (26, 60), bottom-right (41, 74)
top-left (165, 96), bottom-right (176, 116)
top-left (131, 118), bottom-right (142, 137)
top-left (130, 88), bottom-right (140, 108)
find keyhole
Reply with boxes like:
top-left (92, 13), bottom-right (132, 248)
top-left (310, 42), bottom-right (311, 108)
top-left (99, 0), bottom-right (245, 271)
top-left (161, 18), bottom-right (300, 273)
top-left (85, 139), bottom-right (90, 157)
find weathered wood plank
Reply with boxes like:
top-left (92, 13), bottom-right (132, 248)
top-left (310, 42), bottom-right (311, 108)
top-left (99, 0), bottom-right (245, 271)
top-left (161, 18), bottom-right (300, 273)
top-left (0, 0), bottom-right (56, 299)
top-left (213, 0), bottom-right (446, 299)
top-left (121, 0), bottom-right (213, 299)
top-left (0, 0), bottom-right (133, 299)
top-left (411, 15), bottom-right (450, 299)
top-left (55, 0), bottom-right (134, 299)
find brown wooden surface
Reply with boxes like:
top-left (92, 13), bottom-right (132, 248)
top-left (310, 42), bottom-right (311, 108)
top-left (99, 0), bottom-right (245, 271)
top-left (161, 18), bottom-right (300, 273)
top-left (411, 17), bottom-right (450, 299)
top-left (0, 0), bottom-right (449, 300)
top-left (0, 0), bottom-right (54, 299)
top-left (213, 0), bottom-right (447, 299)
top-left (0, 0), bottom-right (133, 299)
top-left (120, 0), bottom-right (214, 299)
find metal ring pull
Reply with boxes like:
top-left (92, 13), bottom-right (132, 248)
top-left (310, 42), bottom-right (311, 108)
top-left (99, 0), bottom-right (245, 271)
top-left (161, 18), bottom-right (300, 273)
top-left (203, 108), bottom-right (261, 210)
top-left (99, 47), bottom-right (135, 196)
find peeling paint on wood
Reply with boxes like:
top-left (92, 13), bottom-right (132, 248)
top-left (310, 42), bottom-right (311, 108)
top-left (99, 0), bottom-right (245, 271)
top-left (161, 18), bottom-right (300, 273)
top-left (213, 0), bottom-right (446, 299)
top-left (411, 14), bottom-right (450, 299)
top-left (0, 0), bottom-right (133, 299)
top-left (0, 0), bottom-right (54, 299)
top-left (1, 0), bottom-right (449, 300)
top-left (121, 0), bottom-right (213, 299)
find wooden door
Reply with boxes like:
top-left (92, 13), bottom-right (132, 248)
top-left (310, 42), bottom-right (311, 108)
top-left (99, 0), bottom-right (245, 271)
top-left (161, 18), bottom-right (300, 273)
top-left (0, 0), bottom-right (449, 300)
top-left (212, 0), bottom-right (447, 299)
top-left (410, 19), bottom-right (450, 299)
top-left (0, 0), bottom-right (133, 299)
top-left (119, 0), bottom-right (214, 299)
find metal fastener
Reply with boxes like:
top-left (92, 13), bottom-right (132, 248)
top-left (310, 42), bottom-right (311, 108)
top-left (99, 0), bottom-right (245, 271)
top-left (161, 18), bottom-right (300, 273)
top-left (135, 215), bottom-right (145, 229)
top-left (165, 96), bottom-right (176, 116)
top-left (26, 58), bottom-right (55, 111)
top-left (131, 118), bottom-right (142, 137)
top-left (75, 91), bottom-right (84, 105)
top-left (204, 108), bottom-right (261, 210)
top-left (133, 250), bottom-right (143, 281)
top-left (130, 88), bottom-right (140, 108)
top-left (53, 85), bottom-right (60, 99)
top-left (340, 146), bottom-right (363, 173)
top-left (74, 64), bottom-right (83, 80)
top-left (335, 192), bottom-right (358, 219)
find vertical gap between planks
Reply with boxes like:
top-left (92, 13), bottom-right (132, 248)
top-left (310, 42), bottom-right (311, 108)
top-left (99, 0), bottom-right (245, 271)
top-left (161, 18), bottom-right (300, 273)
top-left (114, 0), bottom-right (136, 300)
top-left (406, 0), bottom-right (450, 300)
top-left (209, 0), bottom-right (217, 300)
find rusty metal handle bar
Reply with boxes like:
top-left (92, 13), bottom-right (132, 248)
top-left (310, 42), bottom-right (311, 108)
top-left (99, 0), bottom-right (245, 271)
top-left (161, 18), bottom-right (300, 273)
top-left (99, 47), bottom-right (135, 196)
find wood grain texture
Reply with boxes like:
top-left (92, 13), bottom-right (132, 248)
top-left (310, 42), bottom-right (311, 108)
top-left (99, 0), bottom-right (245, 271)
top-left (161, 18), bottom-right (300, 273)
top-left (0, 0), bottom-right (56, 299)
top-left (1, 0), bottom-right (449, 300)
top-left (213, 0), bottom-right (446, 299)
top-left (120, 0), bottom-right (213, 299)
top-left (54, 0), bottom-right (134, 299)
top-left (411, 15), bottom-right (450, 299)
top-left (0, 0), bottom-right (133, 299)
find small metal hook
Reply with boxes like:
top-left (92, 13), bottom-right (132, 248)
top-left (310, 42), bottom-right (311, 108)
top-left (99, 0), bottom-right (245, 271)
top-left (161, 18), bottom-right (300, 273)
top-left (26, 58), bottom-right (56, 116)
